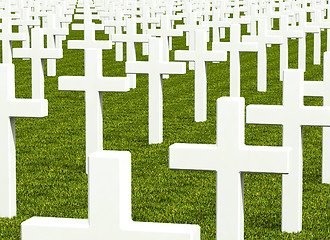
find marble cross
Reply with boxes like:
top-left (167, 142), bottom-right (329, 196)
top-left (103, 9), bottom-right (126, 61)
top-left (303, 51), bottom-right (330, 184)
top-left (0, 64), bottom-right (48, 218)
top-left (246, 69), bottom-right (330, 233)
top-left (126, 37), bottom-right (185, 144)
top-left (148, 14), bottom-right (183, 78)
top-left (170, 97), bottom-right (290, 240)
top-left (175, 29), bottom-right (227, 122)
top-left (213, 24), bottom-right (258, 97)
top-left (21, 150), bottom-right (201, 240)
top-left (44, 12), bottom-right (69, 76)
top-left (58, 48), bottom-right (130, 173)
top-left (13, 28), bottom-right (63, 99)
top-left (242, 18), bottom-right (283, 92)
top-left (268, 15), bottom-right (304, 81)
top-left (0, 17), bottom-right (26, 63)
top-left (112, 17), bottom-right (150, 88)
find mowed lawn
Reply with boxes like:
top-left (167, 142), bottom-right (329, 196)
top-left (0, 15), bottom-right (329, 239)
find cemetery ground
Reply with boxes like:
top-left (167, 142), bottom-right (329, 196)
top-left (0, 19), bottom-right (329, 239)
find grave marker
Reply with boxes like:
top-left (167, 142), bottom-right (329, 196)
top-left (246, 69), bottom-right (330, 232)
top-left (148, 14), bottom-right (183, 78)
top-left (242, 18), bottom-right (284, 92)
top-left (0, 64), bottom-right (48, 218)
top-left (175, 29), bottom-right (227, 122)
top-left (269, 15), bottom-right (304, 81)
top-left (170, 97), bottom-right (290, 240)
top-left (13, 28), bottom-right (63, 99)
top-left (112, 17), bottom-right (150, 88)
top-left (0, 17), bottom-right (26, 63)
top-left (59, 48), bottom-right (130, 172)
top-left (304, 51), bottom-right (330, 184)
top-left (126, 37), bottom-right (185, 144)
top-left (213, 24), bottom-right (258, 97)
top-left (21, 150), bottom-right (201, 240)
top-left (44, 12), bottom-right (69, 76)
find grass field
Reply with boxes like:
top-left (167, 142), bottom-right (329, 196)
top-left (0, 15), bottom-right (329, 239)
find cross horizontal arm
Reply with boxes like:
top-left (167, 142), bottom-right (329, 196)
top-left (169, 143), bottom-right (218, 171)
top-left (13, 48), bottom-right (63, 59)
top-left (246, 105), bottom-right (284, 125)
top-left (72, 23), bottom-right (104, 31)
top-left (240, 43), bottom-right (258, 52)
top-left (96, 77), bottom-right (130, 92)
top-left (203, 51), bottom-right (227, 62)
top-left (300, 106), bottom-right (330, 126)
top-left (161, 62), bottom-right (186, 75)
top-left (43, 28), bottom-right (69, 36)
top-left (67, 40), bottom-right (112, 50)
top-left (125, 61), bottom-right (150, 74)
top-left (9, 99), bottom-right (48, 117)
top-left (175, 50), bottom-right (195, 61)
top-left (212, 42), bottom-right (230, 51)
top-left (123, 221), bottom-right (200, 239)
top-left (12, 48), bottom-right (33, 59)
top-left (41, 49), bottom-right (63, 59)
top-left (239, 145), bottom-right (290, 173)
top-left (58, 76), bottom-right (86, 91)
top-left (304, 81), bottom-right (325, 97)
top-left (22, 216), bottom-right (89, 230)
top-left (0, 33), bottom-right (26, 41)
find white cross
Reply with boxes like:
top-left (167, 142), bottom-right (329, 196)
top-left (12, 7), bottom-right (40, 51)
top-left (269, 15), bottom-right (304, 81)
top-left (44, 12), bottom-right (69, 76)
top-left (58, 48), bottom-right (130, 173)
top-left (175, 29), bottom-right (227, 122)
top-left (213, 24), bottom-right (258, 97)
top-left (0, 17), bottom-right (26, 63)
top-left (68, 22), bottom-right (112, 50)
top-left (137, 6), bottom-right (159, 55)
top-left (103, 9), bottom-right (126, 61)
top-left (242, 18), bottom-right (284, 92)
top-left (147, 13), bottom-right (183, 55)
top-left (176, 11), bottom-right (209, 70)
top-left (170, 97), bottom-right (290, 240)
top-left (112, 17), bottom-right (150, 88)
top-left (294, 9), bottom-right (321, 71)
top-left (126, 37), bottom-right (185, 144)
top-left (148, 14), bottom-right (183, 78)
top-left (314, 9), bottom-right (330, 51)
top-left (0, 64), bottom-right (47, 218)
top-left (21, 150), bottom-right (201, 240)
top-left (13, 28), bottom-right (62, 99)
top-left (304, 51), bottom-right (330, 184)
top-left (246, 69), bottom-right (330, 233)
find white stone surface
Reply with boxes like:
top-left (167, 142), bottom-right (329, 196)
top-left (21, 150), bottom-right (201, 240)
top-left (170, 97), bottom-right (290, 240)
top-left (0, 64), bottom-right (47, 218)
top-left (246, 69), bottom-right (330, 233)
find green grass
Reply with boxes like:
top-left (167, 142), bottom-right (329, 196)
top-left (0, 19), bottom-right (329, 239)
